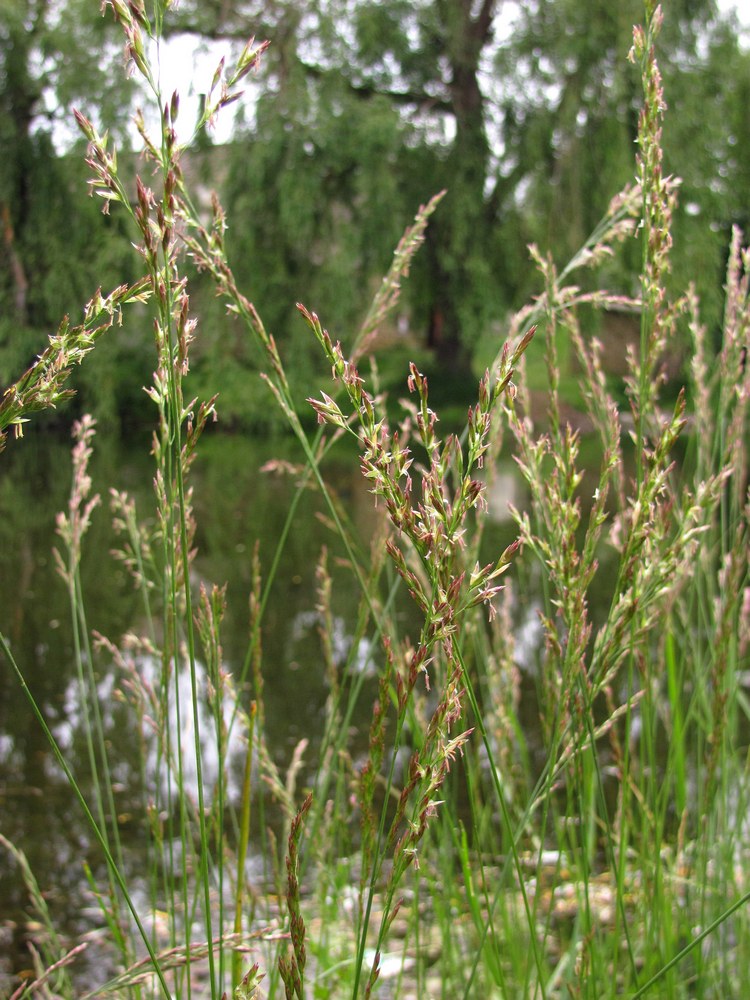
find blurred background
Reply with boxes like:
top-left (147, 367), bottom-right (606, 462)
top-left (1, 2), bottom-right (749, 981)
top-left (2, 0), bottom-right (749, 431)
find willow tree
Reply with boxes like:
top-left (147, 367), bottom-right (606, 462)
top-left (166, 0), bottom-right (748, 380)
top-left (169, 0), bottom-right (506, 370)
top-left (0, 0), bottom-right (140, 423)
top-left (4, 0), bottom-right (748, 419)
top-left (493, 0), bottom-right (749, 328)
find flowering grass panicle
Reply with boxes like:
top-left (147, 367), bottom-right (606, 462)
top-left (2, 2), bottom-right (750, 998)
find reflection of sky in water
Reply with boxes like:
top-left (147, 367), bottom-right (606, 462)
top-left (514, 600), bottom-right (544, 673)
top-left (48, 653), bottom-right (248, 805)
top-left (1, 647), bottom-right (274, 993)
top-left (0, 734), bottom-right (19, 768)
top-left (290, 609), bottom-right (378, 677)
top-left (0, 430), bottom-right (530, 986)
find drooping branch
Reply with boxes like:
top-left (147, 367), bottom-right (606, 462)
top-left (299, 58), bottom-right (453, 113)
top-left (161, 10), bottom-right (454, 115)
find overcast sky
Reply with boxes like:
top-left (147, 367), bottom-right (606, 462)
top-left (144, 1), bottom-right (750, 148)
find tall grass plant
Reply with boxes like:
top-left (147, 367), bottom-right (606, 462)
top-left (1, 1), bottom-right (748, 997)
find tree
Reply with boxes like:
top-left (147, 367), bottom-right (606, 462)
top-left (491, 0), bottom-right (747, 330)
top-left (4, 0), bottom-right (749, 421)
top-left (0, 0), bottom-right (139, 424)
top-left (164, 0), bottom-right (749, 377)
top-left (167, 0), bottom-right (506, 369)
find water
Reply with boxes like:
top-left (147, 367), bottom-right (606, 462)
top-left (0, 422), bottom-right (526, 987)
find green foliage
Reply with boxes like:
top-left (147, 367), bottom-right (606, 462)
top-left (2, 5), bottom-right (750, 998)
top-left (222, 82), bottom-right (410, 374)
top-left (4, 0), bottom-right (750, 427)
top-left (195, 0), bottom-right (750, 381)
top-left (495, 0), bottom-right (749, 331)
top-left (0, 0), bottom-right (139, 428)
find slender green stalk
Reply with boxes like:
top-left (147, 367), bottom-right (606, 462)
top-left (632, 887), bottom-right (750, 1000)
top-left (233, 702), bottom-right (256, 990)
top-left (4, 2), bottom-right (749, 997)
top-left (1, 631), bottom-right (173, 999)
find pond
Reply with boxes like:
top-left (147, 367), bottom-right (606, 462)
top-left (0, 421), bottom-right (526, 984)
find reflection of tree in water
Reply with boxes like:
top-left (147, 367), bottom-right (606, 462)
top-left (0, 431), bottom-right (391, 963)
top-left (0, 437), bottom-right (80, 943)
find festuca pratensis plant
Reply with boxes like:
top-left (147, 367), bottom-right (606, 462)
top-left (2, 2), bottom-right (749, 999)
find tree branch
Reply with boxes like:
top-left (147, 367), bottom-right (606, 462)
top-left (160, 14), bottom-right (454, 115)
top-left (475, 0), bottom-right (498, 44)
top-left (299, 59), bottom-right (452, 113)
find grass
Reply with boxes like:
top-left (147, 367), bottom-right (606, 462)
top-left (1, 0), bottom-right (749, 997)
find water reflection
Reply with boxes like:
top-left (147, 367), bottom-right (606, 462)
top-left (0, 425), bottom-right (527, 986)
top-left (482, 465), bottom-right (524, 523)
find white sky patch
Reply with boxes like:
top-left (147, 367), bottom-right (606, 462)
top-left (108, 0), bottom-right (750, 149)
top-left (717, 0), bottom-right (750, 52)
top-left (141, 33), bottom-right (253, 146)
top-left (494, 0), bottom-right (522, 45)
